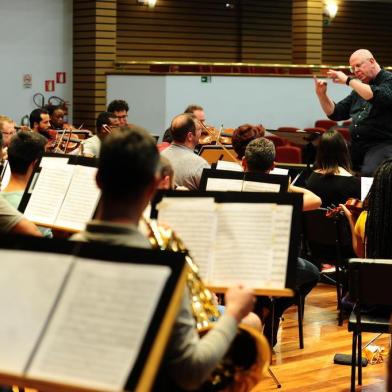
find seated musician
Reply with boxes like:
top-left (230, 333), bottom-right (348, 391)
top-left (0, 132), bottom-right (41, 236)
top-left (82, 112), bottom-right (119, 158)
top-left (72, 126), bottom-right (256, 390)
top-left (107, 99), bottom-right (129, 127)
top-left (161, 113), bottom-right (210, 190)
top-left (242, 137), bottom-right (321, 347)
top-left (231, 123), bottom-right (266, 160)
top-left (0, 115), bottom-right (16, 148)
top-left (1, 131), bottom-right (51, 238)
top-left (306, 130), bottom-right (361, 207)
top-left (46, 104), bottom-right (69, 130)
top-left (184, 104), bottom-right (206, 125)
top-left (29, 108), bottom-right (51, 137)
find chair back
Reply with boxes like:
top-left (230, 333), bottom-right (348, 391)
top-left (302, 209), bottom-right (354, 265)
top-left (265, 135), bottom-right (287, 148)
top-left (349, 259), bottom-right (392, 306)
top-left (275, 145), bottom-right (302, 164)
top-left (314, 119), bottom-right (338, 130)
top-left (334, 127), bottom-right (351, 142)
top-left (277, 126), bottom-right (300, 132)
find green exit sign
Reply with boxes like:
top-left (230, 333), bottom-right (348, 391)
top-left (201, 76), bottom-right (211, 83)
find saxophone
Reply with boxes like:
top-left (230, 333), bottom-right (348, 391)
top-left (144, 218), bottom-right (270, 392)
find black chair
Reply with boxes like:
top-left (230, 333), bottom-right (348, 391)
top-left (302, 209), bottom-right (355, 325)
top-left (348, 259), bottom-right (392, 391)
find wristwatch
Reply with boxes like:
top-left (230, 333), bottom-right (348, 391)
top-left (346, 76), bottom-right (356, 86)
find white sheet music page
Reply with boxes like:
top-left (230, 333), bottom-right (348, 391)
top-left (242, 180), bottom-right (280, 192)
top-left (0, 250), bottom-right (73, 375)
top-left (206, 177), bottom-right (243, 191)
top-left (28, 260), bottom-right (170, 392)
top-left (157, 197), bottom-right (216, 279)
top-left (361, 176), bottom-right (373, 201)
top-left (211, 203), bottom-right (275, 288)
top-left (216, 160), bottom-right (242, 172)
top-left (55, 165), bottom-right (100, 231)
top-left (270, 205), bottom-right (293, 288)
top-left (270, 167), bottom-right (289, 176)
top-left (23, 165), bottom-right (74, 226)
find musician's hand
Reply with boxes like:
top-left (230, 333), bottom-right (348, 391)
top-left (339, 203), bottom-right (353, 222)
top-left (313, 75), bottom-right (327, 96)
top-left (225, 285), bottom-right (255, 323)
top-left (327, 69), bottom-right (348, 84)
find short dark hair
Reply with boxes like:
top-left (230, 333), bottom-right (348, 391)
top-left (184, 104), bottom-right (204, 114)
top-left (96, 112), bottom-right (117, 134)
top-left (232, 124), bottom-right (265, 159)
top-left (162, 127), bottom-right (173, 143)
top-left (98, 126), bottom-right (159, 200)
top-left (314, 130), bottom-right (352, 175)
top-left (45, 104), bottom-right (62, 117)
top-left (7, 131), bottom-right (47, 174)
top-left (244, 137), bottom-right (275, 172)
top-left (29, 109), bottom-right (48, 129)
top-left (107, 99), bottom-right (129, 113)
top-left (170, 114), bottom-right (196, 143)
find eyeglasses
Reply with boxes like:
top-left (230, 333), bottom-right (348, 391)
top-left (116, 115), bottom-right (128, 120)
top-left (1, 131), bottom-right (16, 136)
top-left (349, 58), bottom-right (371, 73)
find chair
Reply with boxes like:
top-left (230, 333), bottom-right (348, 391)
top-left (302, 209), bottom-right (355, 325)
top-left (314, 119), bottom-right (338, 131)
top-left (347, 259), bottom-right (392, 391)
top-left (277, 126), bottom-right (300, 132)
top-left (343, 120), bottom-right (352, 126)
top-left (265, 134), bottom-right (287, 148)
top-left (334, 127), bottom-right (351, 142)
top-left (275, 145), bottom-right (302, 164)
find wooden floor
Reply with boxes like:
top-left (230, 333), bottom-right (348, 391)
top-left (254, 283), bottom-right (390, 392)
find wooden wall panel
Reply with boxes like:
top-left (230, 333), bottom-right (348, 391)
top-left (323, 1), bottom-right (392, 65)
top-left (116, 0), bottom-right (293, 64)
top-left (73, 0), bottom-right (117, 130)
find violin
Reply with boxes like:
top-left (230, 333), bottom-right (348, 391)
top-left (43, 129), bottom-right (83, 154)
top-left (325, 198), bottom-right (364, 219)
top-left (199, 126), bottom-right (232, 145)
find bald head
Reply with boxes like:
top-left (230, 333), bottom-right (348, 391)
top-left (349, 49), bottom-right (380, 83)
top-left (170, 113), bottom-right (197, 143)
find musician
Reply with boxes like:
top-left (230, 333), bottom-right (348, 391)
top-left (231, 123), bottom-right (266, 160)
top-left (242, 137), bottom-right (321, 347)
top-left (305, 130), bottom-right (361, 208)
top-left (341, 158), bottom-right (392, 258)
top-left (82, 112), bottom-right (119, 158)
top-left (46, 104), bottom-right (68, 130)
top-left (314, 49), bottom-right (392, 176)
top-left (107, 99), bottom-right (129, 127)
top-left (72, 126), bottom-right (255, 391)
top-left (0, 132), bottom-right (41, 236)
top-left (29, 108), bottom-right (51, 136)
top-left (161, 113), bottom-right (210, 190)
top-left (184, 104), bottom-right (206, 125)
top-left (0, 115), bottom-right (16, 148)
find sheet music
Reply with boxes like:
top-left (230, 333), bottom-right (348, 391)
top-left (270, 205), bottom-right (293, 288)
top-left (361, 176), bottom-right (373, 201)
top-left (28, 260), bottom-right (170, 392)
top-left (40, 157), bottom-right (69, 168)
top-left (0, 250), bottom-right (73, 375)
top-left (242, 180), bottom-right (281, 192)
top-left (157, 197), bottom-right (217, 279)
top-left (211, 203), bottom-right (275, 288)
top-left (23, 166), bottom-right (74, 226)
top-left (55, 165), bottom-right (100, 231)
top-left (206, 177), bottom-right (243, 191)
top-left (216, 160), bottom-right (242, 172)
top-left (270, 167), bottom-right (289, 176)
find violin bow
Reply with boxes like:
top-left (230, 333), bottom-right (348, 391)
top-left (199, 122), bottom-right (241, 167)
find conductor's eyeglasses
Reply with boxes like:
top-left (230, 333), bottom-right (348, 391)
top-left (350, 58), bottom-right (371, 73)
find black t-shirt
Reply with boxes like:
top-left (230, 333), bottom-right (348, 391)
top-left (306, 172), bottom-right (361, 208)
